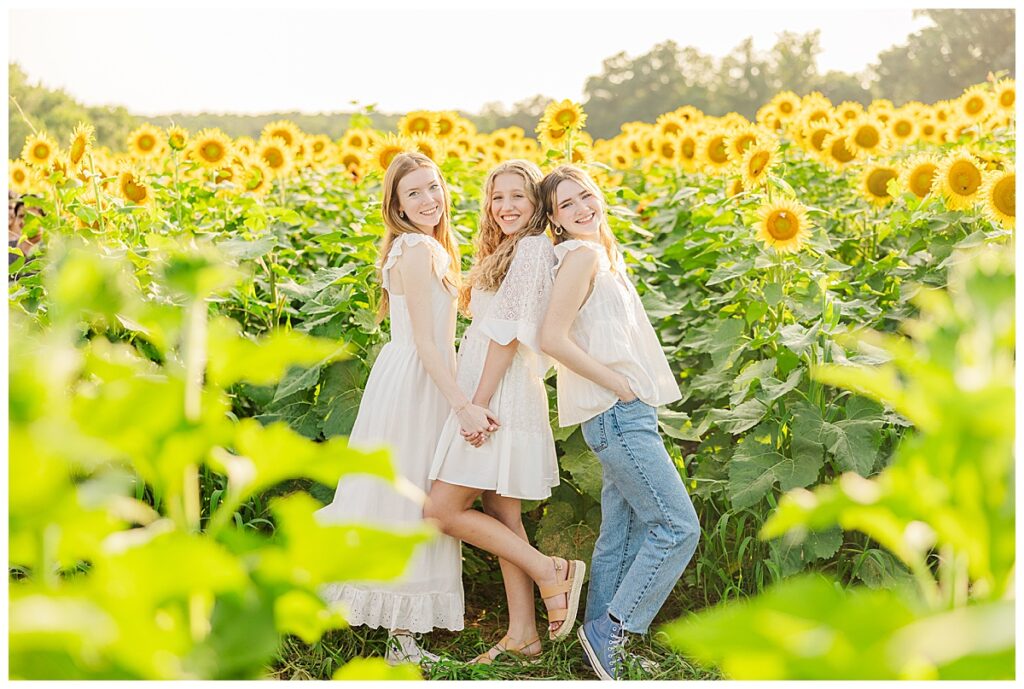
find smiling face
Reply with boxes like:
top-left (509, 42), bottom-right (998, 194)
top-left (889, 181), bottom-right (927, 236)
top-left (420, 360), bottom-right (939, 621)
top-left (488, 172), bottom-right (536, 236)
top-left (396, 165), bottom-right (446, 232)
top-left (552, 178), bottom-right (602, 240)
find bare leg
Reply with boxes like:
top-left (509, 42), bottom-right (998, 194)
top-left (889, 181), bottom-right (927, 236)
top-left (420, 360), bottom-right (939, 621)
top-left (425, 481), bottom-right (570, 634)
top-left (481, 492), bottom-right (540, 653)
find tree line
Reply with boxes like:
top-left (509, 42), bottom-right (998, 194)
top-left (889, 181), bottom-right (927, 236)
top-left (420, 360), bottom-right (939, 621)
top-left (8, 9), bottom-right (1014, 155)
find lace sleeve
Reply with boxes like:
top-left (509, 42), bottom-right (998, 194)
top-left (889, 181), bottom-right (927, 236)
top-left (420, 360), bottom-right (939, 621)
top-left (476, 236), bottom-right (555, 355)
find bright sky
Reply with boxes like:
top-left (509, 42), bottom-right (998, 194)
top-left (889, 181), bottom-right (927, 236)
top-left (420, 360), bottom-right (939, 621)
top-left (9, 3), bottom-right (938, 116)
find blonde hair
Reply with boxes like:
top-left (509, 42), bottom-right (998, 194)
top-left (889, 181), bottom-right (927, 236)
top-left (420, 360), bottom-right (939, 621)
top-left (377, 152), bottom-right (461, 321)
top-left (539, 165), bottom-right (619, 268)
top-left (460, 160), bottom-right (547, 312)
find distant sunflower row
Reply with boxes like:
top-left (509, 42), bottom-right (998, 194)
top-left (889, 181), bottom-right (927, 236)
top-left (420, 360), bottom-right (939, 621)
top-left (10, 79), bottom-right (1014, 238)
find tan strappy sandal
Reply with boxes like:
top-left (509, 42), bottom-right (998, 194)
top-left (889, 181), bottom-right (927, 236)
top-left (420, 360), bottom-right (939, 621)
top-left (539, 556), bottom-right (586, 641)
top-left (470, 635), bottom-right (542, 665)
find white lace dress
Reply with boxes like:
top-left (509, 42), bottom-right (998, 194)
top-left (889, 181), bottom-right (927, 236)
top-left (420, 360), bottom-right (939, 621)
top-left (315, 232), bottom-right (465, 633)
top-left (429, 235), bottom-right (560, 500)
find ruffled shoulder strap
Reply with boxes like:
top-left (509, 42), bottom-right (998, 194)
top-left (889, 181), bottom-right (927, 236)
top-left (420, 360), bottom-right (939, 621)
top-left (552, 239), bottom-right (610, 279)
top-left (381, 232), bottom-right (451, 292)
top-left (477, 235), bottom-right (555, 359)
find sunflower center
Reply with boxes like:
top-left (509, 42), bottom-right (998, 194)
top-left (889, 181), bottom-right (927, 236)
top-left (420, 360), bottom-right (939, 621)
top-left (661, 143), bottom-right (675, 158)
top-left (894, 121), bottom-right (912, 137)
top-left (351, 136), bottom-right (364, 148)
top-left (709, 138), bottom-right (728, 164)
top-left (734, 134), bottom-right (755, 154)
top-left (948, 160), bottom-right (982, 194)
top-left (555, 110), bottom-right (576, 127)
top-left (664, 123), bottom-right (681, 136)
top-left (245, 168), bottom-right (264, 190)
top-left (993, 175), bottom-right (1015, 217)
top-left (342, 154), bottom-right (360, 168)
top-left (779, 102), bottom-right (793, 114)
top-left (910, 165), bottom-right (937, 197)
top-left (748, 151), bottom-right (769, 177)
top-left (810, 129), bottom-right (828, 151)
top-left (381, 149), bottom-right (399, 168)
top-left (999, 91), bottom-right (1015, 107)
top-left (264, 149), bottom-right (284, 168)
top-left (170, 134), bottom-right (185, 149)
top-left (439, 120), bottom-right (453, 135)
top-left (965, 97), bottom-right (983, 114)
top-left (867, 168), bottom-right (896, 198)
top-left (855, 126), bottom-right (879, 148)
top-left (13, 169), bottom-right (26, 183)
top-left (766, 211), bottom-right (798, 240)
top-left (830, 138), bottom-right (854, 163)
top-left (33, 143), bottom-right (50, 160)
top-left (411, 118), bottom-right (430, 133)
top-left (273, 131), bottom-right (293, 146)
top-left (139, 135), bottom-right (155, 151)
top-left (681, 140), bottom-right (695, 158)
top-left (124, 179), bottom-right (147, 203)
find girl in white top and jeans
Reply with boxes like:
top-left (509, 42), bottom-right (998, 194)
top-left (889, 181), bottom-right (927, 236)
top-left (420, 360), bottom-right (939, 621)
top-left (538, 165), bottom-right (700, 680)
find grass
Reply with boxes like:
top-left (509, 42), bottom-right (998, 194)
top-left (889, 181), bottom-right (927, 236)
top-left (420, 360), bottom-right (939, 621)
top-left (269, 571), bottom-right (721, 681)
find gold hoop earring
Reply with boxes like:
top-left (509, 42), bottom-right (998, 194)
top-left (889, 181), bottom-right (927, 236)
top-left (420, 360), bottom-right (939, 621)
top-left (553, 225), bottom-right (564, 236)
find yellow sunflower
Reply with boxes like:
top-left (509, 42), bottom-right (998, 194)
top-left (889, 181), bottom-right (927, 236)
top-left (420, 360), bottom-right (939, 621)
top-left (610, 148), bottom-right (632, 170)
top-left (337, 147), bottom-right (365, 172)
top-left (21, 133), bottom-right (58, 168)
top-left (769, 91), bottom-right (801, 120)
top-left (821, 132), bottom-right (856, 170)
top-left (68, 122), bottom-right (95, 168)
top-left (398, 111), bottom-right (439, 137)
top-left (740, 141), bottom-right (778, 189)
top-left (696, 129), bottom-right (731, 173)
top-left (433, 111), bottom-right (460, 139)
top-left (653, 134), bottom-right (679, 166)
top-left (860, 164), bottom-right (899, 206)
top-left (542, 99), bottom-right (587, 132)
top-left (886, 110), bottom-right (917, 146)
top-left (724, 125), bottom-right (763, 163)
top-left (241, 158), bottom-right (273, 197)
top-left (899, 154), bottom-right (939, 199)
top-left (935, 149), bottom-right (984, 210)
top-left (411, 134), bottom-right (445, 163)
top-left (117, 164), bottom-right (153, 206)
top-left (127, 123), bottom-right (165, 159)
top-left (678, 131), bottom-right (699, 172)
top-left (992, 79), bottom-right (1015, 115)
top-left (918, 118), bottom-right (942, 144)
top-left (368, 132), bottom-right (414, 171)
top-left (655, 113), bottom-right (685, 137)
top-left (536, 124), bottom-right (571, 152)
top-left (755, 198), bottom-right (811, 253)
top-left (9, 159), bottom-right (32, 193)
top-left (672, 105), bottom-right (703, 124)
top-left (835, 101), bottom-right (864, 122)
top-left (190, 128), bottom-right (233, 169)
top-left (232, 135), bottom-right (255, 158)
top-left (979, 168), bottom-right (1015, 230)
top-left (167, 125), bottom-right (189, 152)
top-left (727, 177), bottom-right (745, 198)
top-left (306, 133), bottom-right (333, 163)
top-left (800, 92), bottom-right (834, 124)
top-left (261, 120), bottom-right (302, 150)
top-left (845, 117), bottom-right (888, 157)
top-left (257, 136), bottom-right (296, 177)
top-left (957, 85), bottom-right (992, 122)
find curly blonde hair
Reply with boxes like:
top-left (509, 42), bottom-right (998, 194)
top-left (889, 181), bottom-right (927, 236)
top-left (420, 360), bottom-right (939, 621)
top-left (459, 160), bottom-right (547, 313)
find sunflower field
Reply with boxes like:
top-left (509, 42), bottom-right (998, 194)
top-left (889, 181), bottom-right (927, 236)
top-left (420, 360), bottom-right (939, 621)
top-left (8, 78), bottom-right (1015, 680)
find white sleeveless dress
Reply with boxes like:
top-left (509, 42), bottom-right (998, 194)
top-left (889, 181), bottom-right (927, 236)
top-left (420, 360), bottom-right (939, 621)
top-left (315, 232), bottom-right (464, 633)
top-left (429, 235), bottom-right (559, 500)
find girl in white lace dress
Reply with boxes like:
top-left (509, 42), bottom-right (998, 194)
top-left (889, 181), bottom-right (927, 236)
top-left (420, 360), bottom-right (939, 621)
top-left (425, 160), bottom-right (585, 664)
top-left (315, 153), bottom-right (499, 665)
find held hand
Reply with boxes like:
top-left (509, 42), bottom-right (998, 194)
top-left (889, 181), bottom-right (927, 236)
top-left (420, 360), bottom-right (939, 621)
top-left (456, 403), bottom-right (499, 437)
top-left (615, 375), bottom-right (637, 403)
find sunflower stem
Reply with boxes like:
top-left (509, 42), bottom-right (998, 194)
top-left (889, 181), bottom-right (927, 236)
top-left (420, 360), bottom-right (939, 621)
top-left (171, 149), bottom-right (183, 229)
top-left (86, 152), bottom-right (105, 234)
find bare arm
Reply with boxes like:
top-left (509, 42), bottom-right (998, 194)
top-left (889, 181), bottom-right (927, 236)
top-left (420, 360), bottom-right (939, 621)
top-left (539, 249), bottom-right (635, 401)
top-left (398, 243), bottom-right (500, 434)
top-left (472, 338), bottom-right (518, 407)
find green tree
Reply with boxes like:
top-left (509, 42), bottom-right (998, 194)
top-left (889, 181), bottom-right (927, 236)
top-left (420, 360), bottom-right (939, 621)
top-left (870, 9), bottom-right (1015, 105)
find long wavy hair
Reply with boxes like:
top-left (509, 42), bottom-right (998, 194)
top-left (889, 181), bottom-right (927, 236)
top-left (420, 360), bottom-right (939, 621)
top-left (460, 159), bottom-right (547, 313)
top-left (539, 164), bottom-right (619, 269)
top-left (377, 152), bottom-right (461, 321)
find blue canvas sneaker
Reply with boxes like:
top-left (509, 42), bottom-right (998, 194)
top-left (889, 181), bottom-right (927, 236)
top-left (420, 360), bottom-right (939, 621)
top-left (578, 613), bottom-right (627, 680)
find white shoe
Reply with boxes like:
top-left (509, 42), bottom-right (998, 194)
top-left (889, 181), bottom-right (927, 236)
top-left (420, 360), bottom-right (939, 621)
top-left (385, 632), bottom-right (440, 667)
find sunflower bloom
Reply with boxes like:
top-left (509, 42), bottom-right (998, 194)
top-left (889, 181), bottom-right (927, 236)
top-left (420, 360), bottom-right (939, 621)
top-left (957, 85), bottom-right (992, 122)
top-left (769, 91), bottom-right (801, 121)
top-left (936, 149), bottom-right (984, 211)
top-left (887, 111), bottom-right (917, 146)
top-left (434, 111), bottom-right (461, 138)
top-left (755, 198), bottom-right (811, 254)
top-left (68, 122), bottom-right (95, 168)
top-left (980, 168), bottom-right (1015, 230)
top-left (261, 120), bottom-right (302, 150)
top-left (845, 117), bottom-right (888, 157)
top-left (696, 130), bottom-right (731, 173)
top-left (241, 159), bottom-right (273, 197)
top-left (992, 79), bottom-right (1015, 115)
top-left (542, 99), bottom-right (587, 132)
top-left (724, 125), bottom-right (763, 163)
top-left (167, 125), bottom-right (189, 152)
top-left (398, 111), bottom-right (439, 137)
top-left (656, 113), bottom-right (685, 137)
top-left (127, 123), bottom-right (165, 159)
top-left (188, 128), bottom-right (233, 170)
top-left (740, 142), bottom-right (778, 189)
top-left (860, 164), bottom-right (899, 206)
top-left (21, 133), bottom-right (58, 168)
top-left (257, 136), bottom-right (296, 177)
top-left (653, 135), bottom-right (679, 166)
top-left (117, 165), bottom-right (153, 206)
top-left (899, 154), bottom-right (939, 199)
top-left (410, 134), bottom-right (446, 164)
top-left (835, 101), bottom-right (864, 122)
top-left (342, 128), bottom-right (376, 151)
top-left (368, 132), bottom-right (414, 172)
top-left (821, 132), bottom-right (856, 170)
top-left (9, 159), bottom-right (32, 193)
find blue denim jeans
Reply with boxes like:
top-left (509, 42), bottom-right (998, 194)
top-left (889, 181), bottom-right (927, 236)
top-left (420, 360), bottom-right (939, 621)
top-left (580, 398), bottom-right (700, 634)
